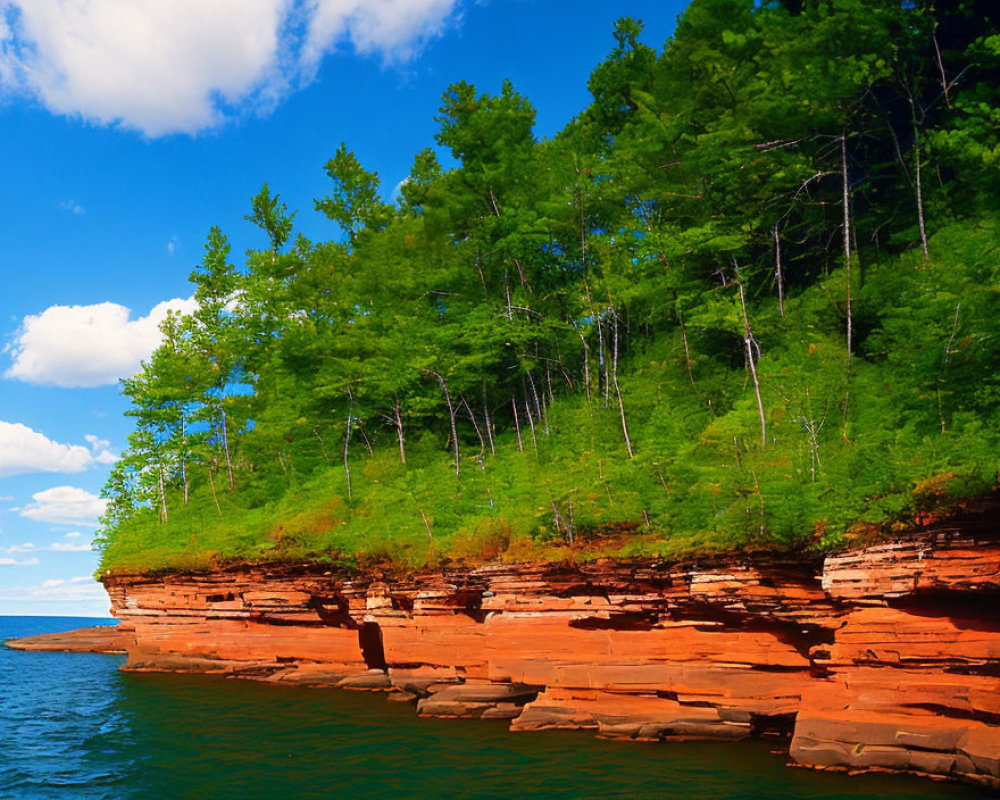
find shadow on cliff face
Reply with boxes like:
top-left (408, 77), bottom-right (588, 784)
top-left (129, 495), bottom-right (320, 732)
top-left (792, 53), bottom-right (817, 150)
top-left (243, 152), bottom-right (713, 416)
top-left (359, 620), bottom-right (387, 670)
top-left (891, 590), bottom-right (1000, 633)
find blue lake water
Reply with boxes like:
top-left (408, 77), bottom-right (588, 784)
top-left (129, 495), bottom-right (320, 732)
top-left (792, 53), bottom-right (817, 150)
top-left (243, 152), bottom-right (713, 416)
top-left (0, 616), bottom-right (991, 799)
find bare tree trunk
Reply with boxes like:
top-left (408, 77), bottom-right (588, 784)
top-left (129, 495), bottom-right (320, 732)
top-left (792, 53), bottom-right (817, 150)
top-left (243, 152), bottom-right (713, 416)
top-left (158, 465), bottom-right (168, 523)
top-left (504, 269), bottom-right (513, 321)
top-left (548, 490), bottom-right (568, 543)
top-left (427, 371), bottom-right (460, 476)
top-left (841, 134), bottom-right (854, 432)
top-left (179, 415), bottom-right (189, 505)
top-left (610, 310), bottom-right (634, 458)
top-left (524, 396), bottom-right (538, 453)
top-left (577, 328), bottom-right (593, 415)
top-left (677, 306), bottom-right (698, 395)
top-left (208, 464), bottom-right (223, 517)
top-left (932, 31), bottom-right (951, 108)
top-left (462, 395), bottom-right (486, 459)
top-left (343, 390), bottom-right (354, 499)
top-left (473, 255), bottom-right (488, 298)
top-left (799, 386), bottom-right (827, 483)
top-left (602, 322), bottom-right (610, 409)
top-left (394, 398), bottom-right (406, 464)
top-left (512, 396), bottom-right (524, 453)
top-left (738, 280), bottom-right (767, 449)
top-left (482, 383), bottom-right (495, 455)
top-left (221, 403), bottom-right (234, 491)
top-left (911, 111), bottom-right (930, 266)
top-left (419, 508), bottom-right (433, 543)
top-left (488, 185), bottom-right (531, 293)
top-left (915, 132), bottom-right (929, 265)
top-left (774, 224), bottom-right (785, 318)
top-left (526, 371), bottom-right (544, 429)
top-left (357, 420), bottom-right (374, 457)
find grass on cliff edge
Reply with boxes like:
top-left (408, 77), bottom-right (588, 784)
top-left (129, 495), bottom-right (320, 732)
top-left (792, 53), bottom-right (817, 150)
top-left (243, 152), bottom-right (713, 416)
top-left (97, 221), bottom-right (1000, 576)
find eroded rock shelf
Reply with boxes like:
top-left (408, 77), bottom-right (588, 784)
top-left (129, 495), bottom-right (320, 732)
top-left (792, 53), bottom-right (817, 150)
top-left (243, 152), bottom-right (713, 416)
top-left (18, 507), bottom-right (1000, 791)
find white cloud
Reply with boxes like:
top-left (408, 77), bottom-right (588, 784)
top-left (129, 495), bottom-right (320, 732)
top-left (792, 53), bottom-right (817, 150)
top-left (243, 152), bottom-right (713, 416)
top-left (0, 542), bottom-right (35, 553)
top-left (1, 535), bottom-right (93, 553)
top-left (0, 578), bottom-right (107, 610)
top-left (65, 531), bottom-right (82, 538)
top-left (20, 486), bottom-right (109, 526)
top-left (6, 297), bottom-right (197, 387)
top-left (84, 435), bottom-right (118, 465)
top-left (0, 0), bottom-right (459, 136)
top-left (47, 541), bottom-right (93, 552)
top-left (58, 199), bottom-right (85, 215)
top-left (0, 556), bottom-right (39, 566)
top-left (301, 0), bottom-right (458, 70)
top-left (0, 421), bottom-right (98, 477)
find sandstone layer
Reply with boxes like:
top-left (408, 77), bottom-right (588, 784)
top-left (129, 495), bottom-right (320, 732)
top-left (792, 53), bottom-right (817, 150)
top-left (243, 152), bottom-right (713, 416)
top-left (77, 503), bottom-right (1000, 789)
top-left (5, 624), bottom-right (130, 654)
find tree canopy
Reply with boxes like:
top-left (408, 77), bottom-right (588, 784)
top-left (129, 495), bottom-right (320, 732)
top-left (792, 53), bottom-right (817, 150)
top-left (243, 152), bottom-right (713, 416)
top-left (97, 0), bottom-right (1000, 573)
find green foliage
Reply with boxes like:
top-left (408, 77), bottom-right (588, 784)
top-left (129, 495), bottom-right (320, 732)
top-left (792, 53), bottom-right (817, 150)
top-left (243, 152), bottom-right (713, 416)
top-left (98, 1), bottom-right (1000, 574)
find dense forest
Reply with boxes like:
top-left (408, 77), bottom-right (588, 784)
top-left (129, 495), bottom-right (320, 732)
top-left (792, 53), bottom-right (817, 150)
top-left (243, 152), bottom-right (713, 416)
top-left (98, 0), bottom-right (1000, 573)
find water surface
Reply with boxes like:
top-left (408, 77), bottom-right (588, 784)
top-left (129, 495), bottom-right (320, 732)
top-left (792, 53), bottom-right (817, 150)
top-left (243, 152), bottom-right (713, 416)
top-left (1, 616), bottom-right (989, 799)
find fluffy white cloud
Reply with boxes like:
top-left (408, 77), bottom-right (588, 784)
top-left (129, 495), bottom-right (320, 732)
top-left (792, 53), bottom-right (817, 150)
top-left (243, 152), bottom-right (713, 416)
top-left (0, 556), bottom-right (39, 566)
top-left (0, 422), bottom-right (117, 477)
top-left (84, 435), bottom-right (118, 465)
top-left (301, 0), bottom-right (458, 70)
top-left (0, 0), bottom-right (458, 136)
top-left (5, 297), bottom-right (197, 387)
top-left (0, 422), bottom-right (92, 476)
top-left (19, 486), bottom-right (109, 526)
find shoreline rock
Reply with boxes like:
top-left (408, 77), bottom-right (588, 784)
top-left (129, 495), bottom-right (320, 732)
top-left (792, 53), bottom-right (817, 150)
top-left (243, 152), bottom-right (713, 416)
top-left (13, 503), bottom-right (1000, 790)
top-left (5, 624), bottom-right (130, 654)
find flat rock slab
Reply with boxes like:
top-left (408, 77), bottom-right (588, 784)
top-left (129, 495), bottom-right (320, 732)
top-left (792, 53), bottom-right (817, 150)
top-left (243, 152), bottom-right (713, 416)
top-left (5, 625), bottom-right (130, 654)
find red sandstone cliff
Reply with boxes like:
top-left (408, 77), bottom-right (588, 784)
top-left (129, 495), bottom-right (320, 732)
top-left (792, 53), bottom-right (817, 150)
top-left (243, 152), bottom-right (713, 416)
top-left (86, 504), bottom-right (1000, 790)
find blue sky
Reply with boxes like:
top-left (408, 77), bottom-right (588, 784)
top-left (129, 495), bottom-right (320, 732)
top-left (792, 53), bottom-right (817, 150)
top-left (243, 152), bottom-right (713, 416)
top-left (0, 0), bottom-right (686, 616)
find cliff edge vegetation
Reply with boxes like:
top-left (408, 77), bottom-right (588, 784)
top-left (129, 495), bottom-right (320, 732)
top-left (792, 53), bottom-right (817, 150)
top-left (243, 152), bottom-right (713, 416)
top-left (98, 0), bottom-right (1000, 573)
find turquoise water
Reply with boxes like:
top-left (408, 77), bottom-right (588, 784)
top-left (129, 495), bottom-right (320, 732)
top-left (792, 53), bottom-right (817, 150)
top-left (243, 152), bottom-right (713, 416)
top-left (0, 616), bottom-right (990, 799)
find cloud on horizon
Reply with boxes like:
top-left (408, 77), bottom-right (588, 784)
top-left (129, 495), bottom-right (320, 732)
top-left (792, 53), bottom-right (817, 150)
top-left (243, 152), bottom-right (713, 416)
top-left (0, 0), bottom-right (459, 136)
top-left (5, 296), bottom-right (197, 387)
top-left (0, 577), bottom-right (107, 610)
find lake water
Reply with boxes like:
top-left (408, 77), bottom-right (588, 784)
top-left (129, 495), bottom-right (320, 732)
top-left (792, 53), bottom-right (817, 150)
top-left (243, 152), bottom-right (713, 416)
top-left (0, 616), bottom-right (989, 799)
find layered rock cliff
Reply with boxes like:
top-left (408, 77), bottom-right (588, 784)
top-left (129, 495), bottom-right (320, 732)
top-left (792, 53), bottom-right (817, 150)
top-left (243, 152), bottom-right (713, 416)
top-left (96, 503), bottom-right (1000, 790)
